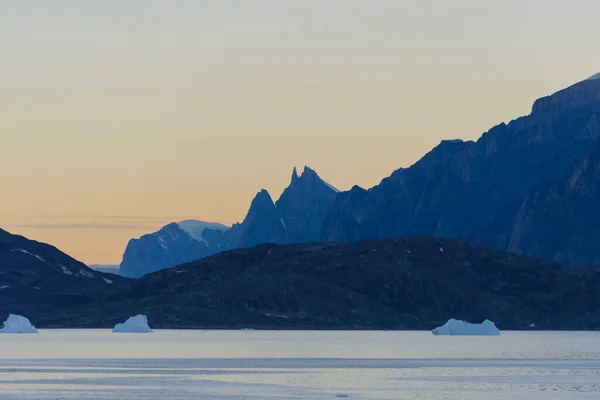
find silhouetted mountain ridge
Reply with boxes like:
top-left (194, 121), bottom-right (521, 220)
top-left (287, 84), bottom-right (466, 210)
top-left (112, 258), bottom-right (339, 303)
top-left (119, 166), bottom-right (339, 277)
top-left (59, 237), bottom-right (600, 329)
top-left (0, 229), bottom-right (129, 325)
top-left (321, 77), bottom-right (600, 257)
top-left (119, 75), bottom-right (600, 276)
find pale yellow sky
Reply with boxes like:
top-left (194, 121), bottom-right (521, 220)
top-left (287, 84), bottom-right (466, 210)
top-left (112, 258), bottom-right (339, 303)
top-left (1, 0), bottom-right (599, 264)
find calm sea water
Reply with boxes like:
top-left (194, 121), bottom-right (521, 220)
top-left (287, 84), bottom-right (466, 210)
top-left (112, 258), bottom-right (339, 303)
top-left (0, 330), bottom-right (599, 399)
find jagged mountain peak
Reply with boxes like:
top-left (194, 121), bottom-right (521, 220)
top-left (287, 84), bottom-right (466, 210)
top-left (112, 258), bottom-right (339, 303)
top-left (304, 166), bottom-right (340, 193)
top-left (243, 189), bottom-right (279, 222)
top-left (252, 189), bottom-right (275, 205)
top-left (290, 166), bottom-right (300, 186)
top-left (301, 165), bottom-right (317, 177)
top-left (285, 166), bottom-right (340, 193)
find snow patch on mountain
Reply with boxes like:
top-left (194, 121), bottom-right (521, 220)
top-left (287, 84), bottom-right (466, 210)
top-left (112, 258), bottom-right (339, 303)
top-left (61, 266), bottom-right (73, 275)
top-left (12, 249), bottom-right (46, 263)
top-left (177, 220), bottom-right (230, 244)
top-left (157, 235), bottom-right (168, 250)
top-left (78, 270), bottom-right (94, 278)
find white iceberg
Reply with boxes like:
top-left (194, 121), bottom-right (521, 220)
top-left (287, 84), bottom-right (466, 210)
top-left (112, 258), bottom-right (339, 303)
top-left (112, 314), bottom-right (153, 333)
top-left (0, 314), bottom-right (38, 334)
top-left (432, 318), bottom-right (500, 336)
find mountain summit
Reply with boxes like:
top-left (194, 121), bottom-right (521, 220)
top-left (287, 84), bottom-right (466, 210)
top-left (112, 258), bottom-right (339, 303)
top-left (119, 220), bottom-right (231, 278)
top-left (120, 76), bottom-right (600, 277)
top-left (320, 77), bottom-right (600, 260)
top-left (119, 166), bottom-right (340, 277)
top-left (227, 166), bottom-right (339, 246)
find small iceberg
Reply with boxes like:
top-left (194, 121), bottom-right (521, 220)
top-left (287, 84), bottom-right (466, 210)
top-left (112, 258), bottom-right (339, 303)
top-left (112, 314), bottom-right (153, 333)
top-left (432, 318), bottom-right (500, 336)
top-left (0, 314), bottom-right (38, 334)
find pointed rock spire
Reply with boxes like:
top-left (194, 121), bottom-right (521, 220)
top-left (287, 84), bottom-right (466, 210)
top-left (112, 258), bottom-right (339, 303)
top-left (290, 166), bottom-right (300, 187)
top-left (302, 165), bottom-right (317, 178)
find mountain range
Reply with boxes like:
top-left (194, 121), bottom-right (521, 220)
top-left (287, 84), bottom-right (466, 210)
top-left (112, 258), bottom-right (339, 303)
top-left (4, 234), bottom-right (600, 330)
top-left (120, 166), bottom-right (339, 278)
top-left (322, 75), bottom-right (600, 256)
top-left (120, 74), bottom-right (600, 278)
top-left (3, 73), bottom-right (600, 329)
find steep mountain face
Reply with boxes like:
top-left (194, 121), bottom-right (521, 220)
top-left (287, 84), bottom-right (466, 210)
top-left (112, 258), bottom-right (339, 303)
top-left (58, 238), bottom-right (600, 330)
top-left (321, 78), bottom-right (600, 251)
top-left (119, 166), bottom-right (339, 277)
top-left (119, 221), bottom-right (230, 278)
top-left (231, 189), bottom-right (287, 248)
top-left (480, 140), bottom-right (600, 265)
top-left (0, 229), bottom-right (128, 325)
top-left (276, 166), bottom-right (339, 243)
top-left (118, 75), bottom-right (600, 275)
top-left (231, 166), bottom-right (339, 247)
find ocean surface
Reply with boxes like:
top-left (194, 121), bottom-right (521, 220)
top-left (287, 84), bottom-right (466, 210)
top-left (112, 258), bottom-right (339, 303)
top-left (0, 330), bottom-right (599, 399)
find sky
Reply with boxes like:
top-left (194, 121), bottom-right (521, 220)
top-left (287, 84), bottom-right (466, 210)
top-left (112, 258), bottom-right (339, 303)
top-left (1, 0), bottom-right (600, 265)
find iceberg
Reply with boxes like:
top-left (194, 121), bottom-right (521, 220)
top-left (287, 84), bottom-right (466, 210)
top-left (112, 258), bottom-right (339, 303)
top-left (0, 314), bottom-right (38, 334)
top-left (112, 314), bottom-right (153, 333)
top-left (432, 318), bottom-right (500, 336)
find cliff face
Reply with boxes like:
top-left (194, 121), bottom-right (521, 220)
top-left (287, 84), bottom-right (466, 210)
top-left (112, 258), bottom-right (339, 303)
top-left (481, 141), bottom-right (600, 265)
top-left (275, 166), bottom-right (339, 244)
top-left (320, 78), bottom-right (600, 259)
top-left (119, 221), bottom-right (230, 279)
top-left (119, 167), bottom-right (339, 277)
top-left (0, 229), bottom-right (128, 324)
top-left (118, 76), bottom-right (600, 276)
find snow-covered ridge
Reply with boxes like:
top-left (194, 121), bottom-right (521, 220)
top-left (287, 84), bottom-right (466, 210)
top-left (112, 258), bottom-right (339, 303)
top-left (177, 220), bottom-right (230, 244)
top-left (11, 249), bottom-right (96, 278)
top-left (11, 249), bottom-right (45, 262)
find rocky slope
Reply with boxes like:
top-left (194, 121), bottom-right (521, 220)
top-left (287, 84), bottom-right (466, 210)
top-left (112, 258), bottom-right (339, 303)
top-left (119, 221), bottom-right (230, 278)
top-left (320, 76), bottom-right (600, 260)
top-left (480, 140), bottom-right (600, 265)
top-left (231, 166), bottom-right (339, 247)
top-left (48, 237), bottom-right (600, 330)
top-left (118, 74), bottom-right (600, 276)
top-left (0, 229), bottom-right (129, 325)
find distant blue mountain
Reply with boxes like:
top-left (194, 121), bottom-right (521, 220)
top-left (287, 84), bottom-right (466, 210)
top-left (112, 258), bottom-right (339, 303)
top-left (321, 75), bottom-right (600, 265)
top-left (119, 166), bottom-right (339, 278)
top-left (121, 74), bottom-right (600, 277)
top-left (119, 220), bottom-right (230, 278)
